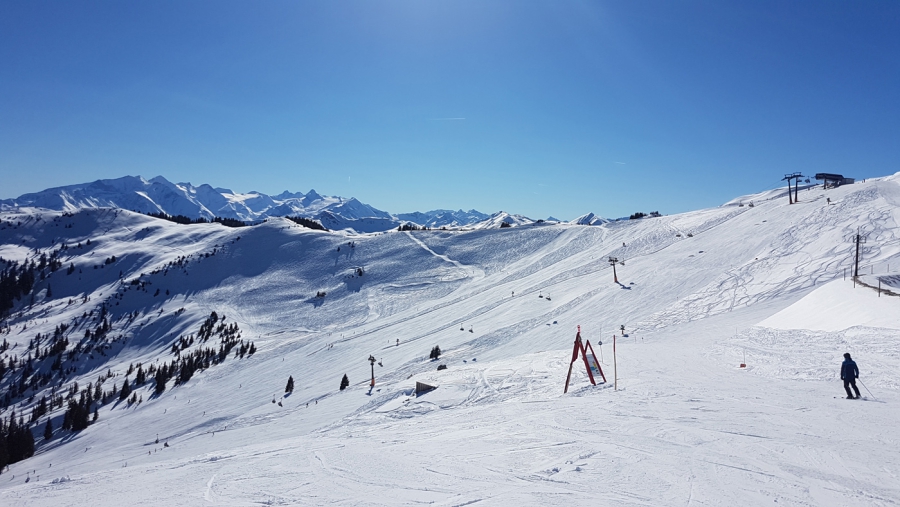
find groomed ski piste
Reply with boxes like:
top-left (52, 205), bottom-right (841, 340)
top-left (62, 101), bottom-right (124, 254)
top-left (1, 174), bottom-right (900, 506)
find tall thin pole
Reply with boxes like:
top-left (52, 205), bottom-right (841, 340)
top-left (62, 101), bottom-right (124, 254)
top-left (613, 334), bottom-right (618, 391)
top-left (854, 232), bottom-right (861, 278)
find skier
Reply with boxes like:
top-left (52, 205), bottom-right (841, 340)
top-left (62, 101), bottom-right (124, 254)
top-left (840, 353), bottom-right (861, 399)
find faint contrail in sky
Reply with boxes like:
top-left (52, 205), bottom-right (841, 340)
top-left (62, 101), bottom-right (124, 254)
top-left (614, 161), bottom-right (626, 165)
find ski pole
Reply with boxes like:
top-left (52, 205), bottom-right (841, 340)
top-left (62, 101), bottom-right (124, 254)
top-left (858, 379), bottom-right (876, 400)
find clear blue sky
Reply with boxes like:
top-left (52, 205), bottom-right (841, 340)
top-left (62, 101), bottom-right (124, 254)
top-left (2, 1), bottom-right (899, 220)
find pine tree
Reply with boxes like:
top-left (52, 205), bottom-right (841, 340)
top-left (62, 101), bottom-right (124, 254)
top-left (430, 345), bottom-right (442, 360)
top-left (24, 423), bottom-right (35, 457)
top-left (43, 418), bottom-right (53, 441)
top-left (285, 376), bottom-right (294, 393)
top-left (46, 284), bottom-right (52, 299)
top-left (340, 374), bottom-right (349, 391)
top-left (119, 377), bottom-right (132, 401)
top-left (154, 369), bottom-right (166, 395)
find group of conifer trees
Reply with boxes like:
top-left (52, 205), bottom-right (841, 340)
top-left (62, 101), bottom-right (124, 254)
top-left (1, 244), bottom-right (69, 317)
top-left (0, 410), bottom-right (36, 473)
top-left (0, 308), bottom-right (258, 472)
top-left (397, 223), bottom-right (429, 231)
top-left (284, 216), bottom-right (328, 231)
top-left (0, 260), bottom-right (36, 318)
top-left (157, 312), bottom-right (255, 394)
top-left (146, 212), bottom-right (247, 228)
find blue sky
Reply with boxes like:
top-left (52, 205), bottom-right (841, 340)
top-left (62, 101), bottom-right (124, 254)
top-left (2, 1), bottom-right (899, 220)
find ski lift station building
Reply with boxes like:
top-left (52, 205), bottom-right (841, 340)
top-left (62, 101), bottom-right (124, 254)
top-left (815, 173), bottom-right (855, 187)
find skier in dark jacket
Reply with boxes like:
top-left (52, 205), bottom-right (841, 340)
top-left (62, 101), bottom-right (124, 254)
top-left (840, 353), bottom-right (861, 399)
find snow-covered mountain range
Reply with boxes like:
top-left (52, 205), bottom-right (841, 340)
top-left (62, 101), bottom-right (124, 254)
top-left (0, 175), bottom-right (616, 232)
top-left (0, 176), bottom-right (501, 232)
top-left (1, 174), bottom-right (899, 505)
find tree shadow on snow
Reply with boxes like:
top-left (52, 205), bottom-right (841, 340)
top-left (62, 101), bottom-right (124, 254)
top-left (343, 274), bottom-right (365, 293)
top-left (305, 296), bottom-right (325, 308)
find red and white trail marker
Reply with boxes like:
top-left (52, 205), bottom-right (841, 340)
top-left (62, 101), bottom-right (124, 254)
top-left (564, 325), bottom-right (607, 393)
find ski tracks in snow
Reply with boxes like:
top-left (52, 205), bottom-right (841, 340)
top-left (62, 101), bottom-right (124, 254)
top-left (404, 231), bottom-right (485, 282)
top-left (203, 473), bottom-right (217, 502)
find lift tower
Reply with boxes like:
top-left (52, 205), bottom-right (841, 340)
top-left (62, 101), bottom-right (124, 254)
top-left (782, 173), bottom-right (804, 204)
top-left (608, 256), bottom-right (624, 284)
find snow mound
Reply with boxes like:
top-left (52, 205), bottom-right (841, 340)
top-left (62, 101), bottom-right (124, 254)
top-left (758, 279), bottom-right (900, 332)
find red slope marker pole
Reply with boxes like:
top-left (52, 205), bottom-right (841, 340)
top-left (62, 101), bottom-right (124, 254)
top-left (564, 326), bottom-right (582, 393)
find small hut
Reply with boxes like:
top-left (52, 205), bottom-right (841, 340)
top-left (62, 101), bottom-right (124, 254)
top-left (415, 382), bottom-right (436, 396)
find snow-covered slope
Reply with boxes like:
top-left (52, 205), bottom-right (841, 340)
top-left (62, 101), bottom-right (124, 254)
top-left (1, 175), bottom-right (900, 505)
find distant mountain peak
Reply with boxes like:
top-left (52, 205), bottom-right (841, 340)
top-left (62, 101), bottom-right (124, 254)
top-left (274, 190), bottom-right (304, 200)
top-left (570, 212), bottom-right (609, 226)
